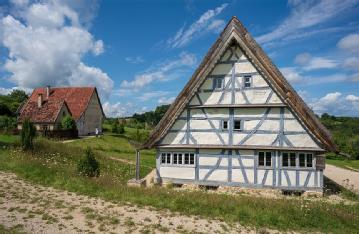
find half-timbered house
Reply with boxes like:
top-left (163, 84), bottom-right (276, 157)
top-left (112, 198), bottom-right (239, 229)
top-left (143, 17), bottom-right (336, 192)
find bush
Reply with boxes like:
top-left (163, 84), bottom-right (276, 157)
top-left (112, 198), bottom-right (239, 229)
top-left (20, 118), bottom-right (36, 150)
top-left (61, 115), bottom-right (76, 130)
top-left (0, 115), bottom-right (16, 132)
top-left (77, 148), bottom-right (100, 177)
top-left (111, 121), bottom-right (125, 134)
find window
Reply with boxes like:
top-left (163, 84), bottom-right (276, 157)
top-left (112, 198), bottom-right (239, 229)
top-left (234, 120), bottom-right (241, 131)
top-left (290, 153), bottom-right (296, 167)
top-left (178, 153), bottom-right (183, 164)
top-left (222, 120), bottom-right (228, 130)
top-left (161, 153), bottom-right (166, 164)
top-left (244, 75), bottom-right (251, 88)
top-left (282, 152), bottom-right (289, 167)
top-left (282, 152), bottom-right (296, 167)
top-left (258, 151), bottom-right (272, 167)
top-left (160, 152), bottom-right (195, 166)
top-left (299, 153), bottom-right (313, 168)
top-left (173, 153), bottom-right (178, 164)
top-left (213, 78), bottom-right (224, 90)
top-left (299, 153), bottom-right (305, 167)
top-left (184, 153), bottom-right (189, 164)
top-left (166, 153), bottom-right (171, 164)
top-left (189, 153), bottom-right (195, 165)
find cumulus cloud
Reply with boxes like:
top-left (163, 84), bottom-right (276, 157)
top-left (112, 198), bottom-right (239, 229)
top-left (337, 33), bottom-right (359, 54)
top-left (102, 102), bottom-right (132, 117)
top-left (120, 52), bottom-right (197, 91)
top-left (167, 3), bottom-right (228, 48)
top-left (280, 67), bottom-right (302, 83)
top-left (257, 0), bottom-right (358, 45)
top-left (309, 92), bottom-right (359, 116)
top-left (0, 0), bottom-right (113, 99)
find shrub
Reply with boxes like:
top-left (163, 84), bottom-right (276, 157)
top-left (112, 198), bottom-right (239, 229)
top-left (111, 121), bottom-right (125, 134)
top-left (77, 147), bottom-right (100, 177)
top-left (20, 118), bottom-right (36, 150)
top-left (61, 115), bottom-right (76, 130)
top-left (0, 115), bottom-right (16, 132)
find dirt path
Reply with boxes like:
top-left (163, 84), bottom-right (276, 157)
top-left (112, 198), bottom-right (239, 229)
top-left (0, 171), bottom-right (268, 234)
top-left (325, 164), bottom-right (359, 194)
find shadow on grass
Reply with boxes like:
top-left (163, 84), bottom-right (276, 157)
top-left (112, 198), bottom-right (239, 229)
top-left (324, 176), bottom-right (359, 201)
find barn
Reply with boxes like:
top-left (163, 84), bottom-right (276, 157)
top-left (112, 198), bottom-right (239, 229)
top-left (18, 86), bottom-right (105, 136)
top-left (143, 17), bottom-right (337, 192)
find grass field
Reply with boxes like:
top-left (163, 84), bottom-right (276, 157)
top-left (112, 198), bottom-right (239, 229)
top-left (0, 134), bottom-right (359, 233)
top-left (326, 158), bottom-right (359, 171)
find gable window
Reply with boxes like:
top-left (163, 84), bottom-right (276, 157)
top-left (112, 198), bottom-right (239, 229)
top-left (213, 77), bottom-right (224, 90)
top-left (234, 120), bottom-right (241, 131)
top-left (258, 151), bottom-right (272, 167)
top-left (161, 153), bottom-right (166, 164)
top-left (222, 120), bottom-right (228, 130)
top-left (299, 153), bottom-right (313, 168)
top-left (166, 153), bottom-right (171, 164)
top-left (184, 153), bottom-right (189, 164)
top-left (189, 153), bottom-right (195, 165)
top-left (244, 75), bottom-right (251, 88)
top-left (178, 153), bottom-right (183, 164)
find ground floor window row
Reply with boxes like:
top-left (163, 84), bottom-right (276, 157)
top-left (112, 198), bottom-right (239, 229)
top-left (258, 151), bottom-right (313, 168)
top-left (161, 153), bottom-right (195, 165)
top-left (161, 151), bottom-right (314, 168)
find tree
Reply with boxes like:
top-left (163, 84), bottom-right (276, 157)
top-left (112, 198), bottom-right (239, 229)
top-left (77, 148), bottom-right (100, 177)
top-left (9, 90), bottom-right (28, 103)
top-left (0, 103), bottom-right (12, 116)
top-left (20, 118), bottom-right (36, 150)
top-left (61, 115), bottom-right (75, 130)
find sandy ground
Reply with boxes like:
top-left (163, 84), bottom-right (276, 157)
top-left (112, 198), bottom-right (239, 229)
top-left (0, 171), bottom-right (273, 234)
top-left (324, 164), bottom-right (359, 194)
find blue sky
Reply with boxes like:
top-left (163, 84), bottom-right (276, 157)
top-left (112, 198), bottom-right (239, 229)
top-left (0, 0), bottom-right (359, 117)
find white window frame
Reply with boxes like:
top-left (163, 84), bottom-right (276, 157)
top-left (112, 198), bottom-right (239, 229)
top-left (243, 75), bottom-right (252, 88)
top-left (258, 151), bottom-right (272, 167)
top-left (233, 119), bottom-right (242, 131)
top-left (213, 77), bottom-right (224, 90)
top-left (160, 152), bottom-right (195, 166)
top-left (299, 152), bottom-right (314, 168)
top-left (221, 120), bottom-right (229, 131)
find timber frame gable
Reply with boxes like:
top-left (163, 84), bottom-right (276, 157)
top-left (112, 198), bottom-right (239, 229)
top-left (143, 16), bottom-right (336, 152)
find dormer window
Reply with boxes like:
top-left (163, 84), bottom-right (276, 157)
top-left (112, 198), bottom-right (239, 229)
top-left (213, 77), bottom-right (224, 90)
top-left (244, 75), bottom-right (251, 88)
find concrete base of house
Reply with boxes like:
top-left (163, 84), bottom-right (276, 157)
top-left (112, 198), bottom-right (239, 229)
top-left (127, 178), bottom-right (146, 187)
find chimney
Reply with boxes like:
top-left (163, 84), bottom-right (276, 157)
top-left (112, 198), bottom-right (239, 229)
top-left (38, 94), bottom-right (43, 108)
top-left (46, 86), bottom-right (50, 99)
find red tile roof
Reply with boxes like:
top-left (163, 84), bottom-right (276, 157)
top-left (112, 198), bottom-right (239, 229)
top-left (19, 87), bottom-right (102, 123)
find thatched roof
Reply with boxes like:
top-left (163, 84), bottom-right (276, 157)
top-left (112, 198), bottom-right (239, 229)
top-left (143, 16), bottom-right (337, 152)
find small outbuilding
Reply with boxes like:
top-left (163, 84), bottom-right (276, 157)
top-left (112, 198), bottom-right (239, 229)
top-left (17, 86), bottom-right (105, 136)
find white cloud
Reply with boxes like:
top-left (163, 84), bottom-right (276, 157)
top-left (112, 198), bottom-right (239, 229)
top-left (343, 57), bottom-right (359, 70)
top-left (257, 0), bottom-right (358, 45)
top-left (0, 0), bottom-right (113, 100)
top-left (304, 57), bottom-right (338, 71)
top-left (294, 53), bottom-right (311, 65)
top-left (125, 56), bottom-right (145, 64)
top-left (337, 33), bottom-right (359, 54)
top-left (167, 3), bottom-right (228, 48)
top-left (138, 91), bottom-right (169, 101)
top-left (158, 96), bottom-right (175, 105)
top-left (309, 92), bottom-right (359, 116)
top-left (120, 52), bottom-right (197, 90)
top-left (102, 102), bottom-right (131, 117)
top-left (294, 53), bottom-right (337, 71)
top-left (280, 67), bottom-right (302, 83)
top-left (346, 94), bottom-right (359, 102)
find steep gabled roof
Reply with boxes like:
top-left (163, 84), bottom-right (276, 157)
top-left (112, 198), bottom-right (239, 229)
top-left (19, 87), bottom-right (105, 123)
top-left (143, 16), bottom-right (337, 152)
top-left (18, 100), bottom-right (70, 123)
